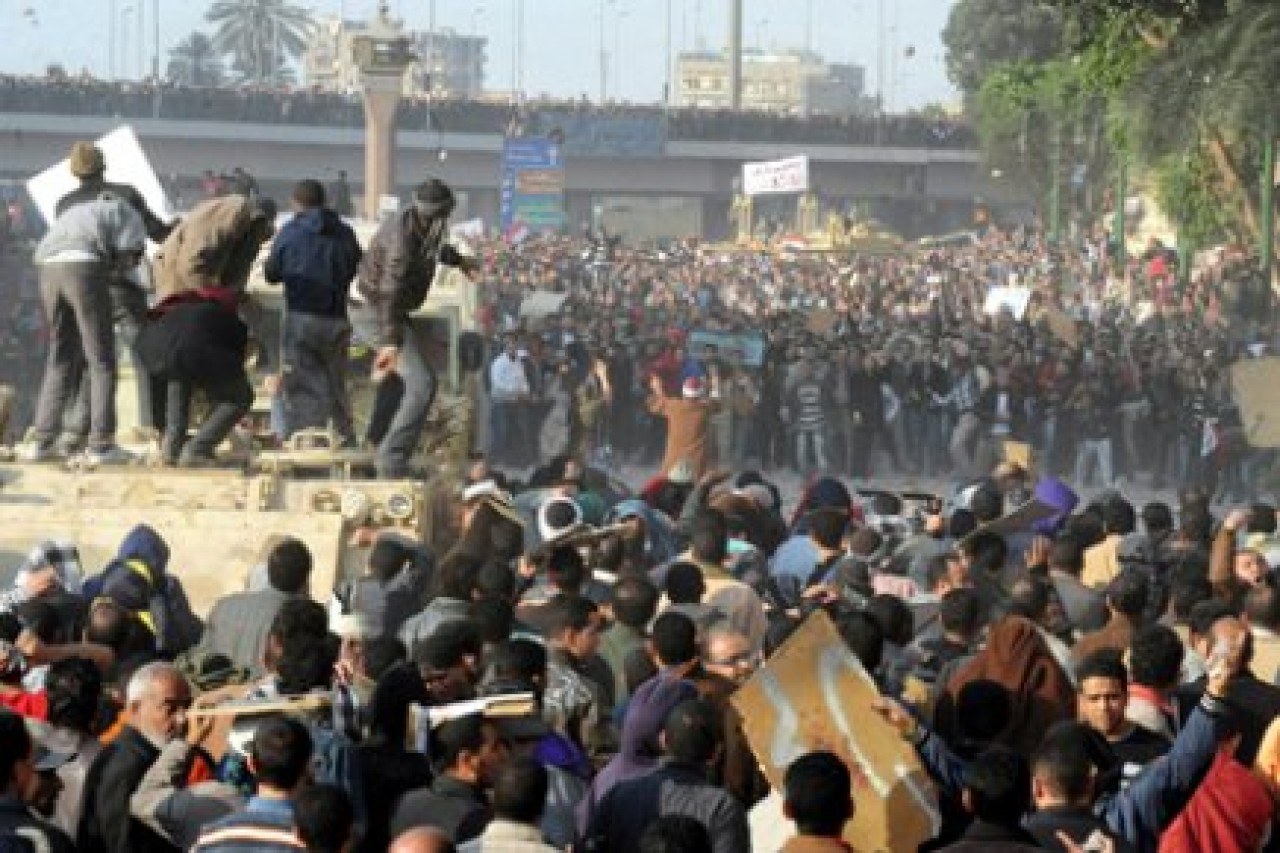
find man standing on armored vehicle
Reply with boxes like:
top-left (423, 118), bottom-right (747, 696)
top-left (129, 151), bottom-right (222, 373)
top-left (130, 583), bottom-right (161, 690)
top-left (352, 178), bottom-right (467, 479)
top-left (264, 179), bottom-right (363, 445)
top-left (56, 141), bottom-right (174, 451)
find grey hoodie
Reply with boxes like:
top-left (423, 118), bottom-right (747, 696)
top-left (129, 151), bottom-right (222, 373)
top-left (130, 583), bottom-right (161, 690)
top-left (35, 192), bottom-right (146, 266)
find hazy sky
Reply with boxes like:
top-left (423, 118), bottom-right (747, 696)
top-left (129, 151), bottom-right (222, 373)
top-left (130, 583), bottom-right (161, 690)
top-left (0, 0), bottom-right (959, 110)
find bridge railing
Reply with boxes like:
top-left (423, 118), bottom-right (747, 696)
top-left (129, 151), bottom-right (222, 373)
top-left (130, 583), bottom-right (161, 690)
top-left (0, 75), bottom-right (976, 152)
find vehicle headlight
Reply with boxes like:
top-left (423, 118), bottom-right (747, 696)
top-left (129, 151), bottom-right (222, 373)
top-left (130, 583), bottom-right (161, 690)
top-left (385, 492), bottom-right (414, 522)
top-left (340, 489), bottom-right (371, 522)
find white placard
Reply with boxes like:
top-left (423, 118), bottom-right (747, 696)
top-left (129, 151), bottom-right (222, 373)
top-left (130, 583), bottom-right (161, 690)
top-left (378, 194), bottom-right (401, 216)
top-left (450, 217), bottom-right (485, 240)
top-left (26, 125), bottom-right (174, 228)
top-left (742, 155), bottom-right (809, 196)
top-left (982, 285), bottom-right (1032, 320)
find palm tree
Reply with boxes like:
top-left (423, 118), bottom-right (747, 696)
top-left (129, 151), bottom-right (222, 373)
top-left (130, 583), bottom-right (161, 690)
top-left (206, 0), bottom-right (314, 85)
top-left (167, 32), bottom-right (225, 87)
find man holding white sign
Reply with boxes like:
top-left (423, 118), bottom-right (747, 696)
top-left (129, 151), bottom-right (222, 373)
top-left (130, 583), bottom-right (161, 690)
top-left (56, 141), bottom-right (175, 451)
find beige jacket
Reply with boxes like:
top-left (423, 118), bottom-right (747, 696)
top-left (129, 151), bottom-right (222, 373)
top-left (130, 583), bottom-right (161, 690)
top-left (152, 196), bottom-right (264, 299)
top-left (458, 818), bottom-right (559, 852)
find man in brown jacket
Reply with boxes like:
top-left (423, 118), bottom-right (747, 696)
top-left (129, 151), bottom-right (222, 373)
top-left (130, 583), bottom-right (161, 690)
top-left (152, 195), bottom-right (276, 299)
top-left (648, 374), bottom-right (717, 480)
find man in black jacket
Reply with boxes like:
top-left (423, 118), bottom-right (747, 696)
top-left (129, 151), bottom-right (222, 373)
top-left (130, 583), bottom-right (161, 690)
top-left (388, 713), bottom-right (507, 844)
top-left (582, 699), bottom-right (749, 853)
top-left (353, 178), bottom-right (467, 478)
top-left (77, 662), bottom-right (191, 853)
top-left (136, 286), bottom-right (251, 467)
top-left (1026, 724), bottom-right (1135, 853)
top-left (264, 179), bottom-right (363, 444)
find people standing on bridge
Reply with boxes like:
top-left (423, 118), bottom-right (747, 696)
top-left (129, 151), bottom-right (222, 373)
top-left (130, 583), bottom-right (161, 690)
top-left (56, 142), bottom-right (175, 451)
top-left (352, 178), bottom-right (468, 479)
top-left (22, 190), bottom-right (147, 465)
top-left (264, 180), bottom-right (363, 445)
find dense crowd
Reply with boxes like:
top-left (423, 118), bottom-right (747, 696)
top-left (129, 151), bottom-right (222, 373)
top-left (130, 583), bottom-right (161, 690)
top-left (471, 226), bottom-right (1273, 505)
top-left (5, 143), bottom-right (1280, 852)
top-left (0, 74), bottom-right (976, 150)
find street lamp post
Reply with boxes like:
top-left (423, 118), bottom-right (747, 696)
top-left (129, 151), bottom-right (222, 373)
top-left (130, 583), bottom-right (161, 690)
top-left (1048, 121), bottom-right (1062, 245)
top-left (152, 0), bottom-right (161, 81)
top-left (1114, 157), bottom-right (1127, 266)
top-left (1262, 113), bottom-right (1275, 287)
top-left (120, 6), bottom-right (135, 79)
top-left (109, 0), bottom-right (117, 79)
top-left (598, 0), bottom-right (608, 102)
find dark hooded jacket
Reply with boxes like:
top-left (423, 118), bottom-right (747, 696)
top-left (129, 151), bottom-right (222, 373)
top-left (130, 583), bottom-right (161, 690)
top-left (135, 288), bottom-right (248, 385)
top-left (86, 525), bottom-right (202, 657)
top-left (605, 499), bottom-right (680, 570)
top-left (76, 725), bottom-right (177, 853)
top-left (264, 207), bottom-right (363, 318)
top-left (575, 674), bottom-right (698, 838)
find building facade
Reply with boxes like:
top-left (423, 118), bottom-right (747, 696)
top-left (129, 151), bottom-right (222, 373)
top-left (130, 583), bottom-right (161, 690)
top-left (675, 49), bottom-right (871, 116)
top-left (304, 16), bottom-right (486, 97)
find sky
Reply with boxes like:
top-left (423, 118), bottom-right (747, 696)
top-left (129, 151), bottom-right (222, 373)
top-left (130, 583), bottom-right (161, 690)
top-left (0, 0), bottom-right (959, 111)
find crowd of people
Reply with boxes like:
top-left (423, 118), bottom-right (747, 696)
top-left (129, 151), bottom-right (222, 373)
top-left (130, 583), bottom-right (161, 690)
top-left (470, 224), bottom-right (1272, 506)
top-left (0, 73), bottom-right (976, 151)
top-left (5, 134), bottom-right (1280, 852)
top-left (3, 390), bottom-right (1280, 851)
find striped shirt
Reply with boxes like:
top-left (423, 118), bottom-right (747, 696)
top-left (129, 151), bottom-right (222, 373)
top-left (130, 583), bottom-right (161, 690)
top-left (192, 797), bottom-right (304, 852)
top-left (791, 380), bottom-right (827, 430)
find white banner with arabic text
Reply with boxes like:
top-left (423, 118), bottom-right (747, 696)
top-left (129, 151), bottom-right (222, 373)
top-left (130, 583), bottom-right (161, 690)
top-left (742, 155), bottom-right (809, 196)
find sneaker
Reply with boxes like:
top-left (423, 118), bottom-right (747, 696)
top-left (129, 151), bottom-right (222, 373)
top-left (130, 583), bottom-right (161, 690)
top-left (16, 441), bottom-right (60, 463)
top-left (84, 445), bottom-right (136, 466)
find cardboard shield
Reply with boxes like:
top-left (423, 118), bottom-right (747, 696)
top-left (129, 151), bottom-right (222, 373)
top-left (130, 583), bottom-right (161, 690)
top-left (1232, 357), bottom-right (1280, 448)
top-left (731, 610), bottom-right (940, 851)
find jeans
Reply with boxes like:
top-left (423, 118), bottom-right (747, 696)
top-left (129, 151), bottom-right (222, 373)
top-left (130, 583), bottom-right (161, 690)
top-left (730, 412), bottom-right (753, 466)
top-left (903, 403), bottom-right (929, 474)
top-left (154, 372), bottom-right (253, 461)
top-left (31, 263), bottom-right (117, 450)
top-left (928, 408), bottom-right (953, 478)
top-left (64, 282), bottom-right (150, 444)
top-left (1074, 438), bottom-right (1114, 490)
top-left (711, 410), bottom-right (732, 468)
top-left (282, 311), bottom-right (355, 444)
top-left (795, 428), bottom-right (827, 473)
top-left (350, 306), bottom-right (436, 478)
top-left (489, 398), bottom-right (521, 464)
top-left (949, 412), bottom-right (982, 478)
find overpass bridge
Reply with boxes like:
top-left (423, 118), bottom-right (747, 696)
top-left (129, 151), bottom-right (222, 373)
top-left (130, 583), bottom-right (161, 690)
top-left (0, 90), bottom-right (989, 239)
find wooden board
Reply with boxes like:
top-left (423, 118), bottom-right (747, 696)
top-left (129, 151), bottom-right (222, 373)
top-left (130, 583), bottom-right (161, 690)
top-left (1002, 440), bottom-right (1034, 474)
top-left (1232, 357), bottom-right (1280, 448)
top-left (731, 610), bottom-right (940, 852)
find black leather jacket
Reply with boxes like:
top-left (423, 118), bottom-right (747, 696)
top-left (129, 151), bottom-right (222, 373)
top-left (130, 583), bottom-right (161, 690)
top-left (355, 210), bottom-right (448, 347)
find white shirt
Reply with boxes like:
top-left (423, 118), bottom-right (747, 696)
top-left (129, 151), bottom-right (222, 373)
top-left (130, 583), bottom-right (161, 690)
top-left (490, 352), bottom-right (530, 400)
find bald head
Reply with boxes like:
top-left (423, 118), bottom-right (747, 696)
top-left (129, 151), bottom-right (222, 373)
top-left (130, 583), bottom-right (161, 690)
top-left (389, 828), bottom-right (456, 853)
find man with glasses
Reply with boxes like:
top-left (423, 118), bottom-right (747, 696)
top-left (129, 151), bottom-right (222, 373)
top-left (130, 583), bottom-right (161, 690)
top-left (701, 625), bottom-right (758, 687)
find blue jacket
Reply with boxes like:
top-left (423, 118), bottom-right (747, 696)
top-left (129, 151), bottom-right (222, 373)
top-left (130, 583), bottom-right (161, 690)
top-left (915, 694), bottom-right (1230, 853)
top-left (264, 208), bottom-right (362, 318)
top-left (85, 524), bottom-right (202, 656)
top-left (192, 796), bottom-right (301, 852)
